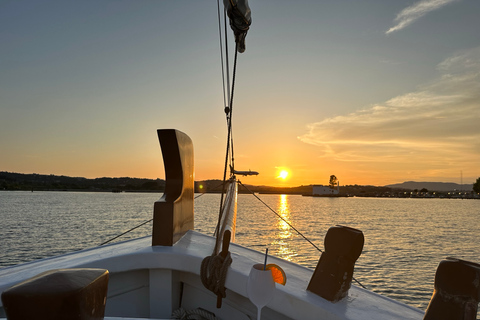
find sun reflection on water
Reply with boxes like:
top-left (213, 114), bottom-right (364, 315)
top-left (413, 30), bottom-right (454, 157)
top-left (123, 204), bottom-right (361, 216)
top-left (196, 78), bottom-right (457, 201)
top-left (271, 194), bottom-right (297, 261)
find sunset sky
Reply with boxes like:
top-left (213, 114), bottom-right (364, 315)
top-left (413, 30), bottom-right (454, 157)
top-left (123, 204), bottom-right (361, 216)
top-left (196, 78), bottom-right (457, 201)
top-left (1, 0), bottom-right (479, 187)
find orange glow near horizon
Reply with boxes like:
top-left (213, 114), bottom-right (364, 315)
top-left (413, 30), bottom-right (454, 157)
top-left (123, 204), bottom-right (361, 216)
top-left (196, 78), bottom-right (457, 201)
top-left (4, 129), bottom-right (478, 188)
top-left (10, 153), bottom-right (477, 188)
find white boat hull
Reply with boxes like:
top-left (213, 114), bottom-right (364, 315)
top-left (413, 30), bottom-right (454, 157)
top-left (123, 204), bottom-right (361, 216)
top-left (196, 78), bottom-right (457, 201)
top-left (0, 230), bottom-right (423, 320)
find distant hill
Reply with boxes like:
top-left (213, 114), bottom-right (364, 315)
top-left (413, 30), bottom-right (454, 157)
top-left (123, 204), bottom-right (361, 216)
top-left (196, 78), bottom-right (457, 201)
top-left (385, 181), bottom-right (473, 192)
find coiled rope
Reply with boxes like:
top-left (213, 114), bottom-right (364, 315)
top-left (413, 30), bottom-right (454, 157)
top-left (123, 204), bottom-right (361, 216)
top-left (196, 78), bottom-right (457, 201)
top-left (200, 251), bottom-right (233, 300)
top-left (172, 307), bottom-right (218, 320)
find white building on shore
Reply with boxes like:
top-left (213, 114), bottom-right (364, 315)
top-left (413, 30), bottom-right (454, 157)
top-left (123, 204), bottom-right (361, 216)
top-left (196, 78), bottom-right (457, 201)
top-left (313, 183), bottom-right (340, 196)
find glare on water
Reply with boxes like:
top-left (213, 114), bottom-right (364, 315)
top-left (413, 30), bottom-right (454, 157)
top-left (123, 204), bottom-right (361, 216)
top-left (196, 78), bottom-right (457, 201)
top-left (271, 194), bottom-right (296, 262)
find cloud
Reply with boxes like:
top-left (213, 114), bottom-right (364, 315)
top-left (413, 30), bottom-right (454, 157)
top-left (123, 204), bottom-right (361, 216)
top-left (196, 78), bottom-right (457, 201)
top-left (386, 0), bottom-right (459, 34)
top-left (298, 47), bottom-right (480, 175)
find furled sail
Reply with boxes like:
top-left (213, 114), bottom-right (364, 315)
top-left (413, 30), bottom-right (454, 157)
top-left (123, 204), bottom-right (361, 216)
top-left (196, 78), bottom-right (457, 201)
top-left (224, 0), bottom-right (252, 53)
top-left (215, 177), bottom-right (238, 254)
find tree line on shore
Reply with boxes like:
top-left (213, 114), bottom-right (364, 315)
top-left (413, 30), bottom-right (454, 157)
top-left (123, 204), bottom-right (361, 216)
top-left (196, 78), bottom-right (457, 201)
top-left (1, 172), bottom-right (479, 198)
top-left (0, 172), bottom-right (165, 192)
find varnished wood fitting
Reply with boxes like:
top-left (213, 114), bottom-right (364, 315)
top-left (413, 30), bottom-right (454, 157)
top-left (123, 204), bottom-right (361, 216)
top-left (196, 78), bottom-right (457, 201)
top-left (152, 129), bottom-right (194, 246)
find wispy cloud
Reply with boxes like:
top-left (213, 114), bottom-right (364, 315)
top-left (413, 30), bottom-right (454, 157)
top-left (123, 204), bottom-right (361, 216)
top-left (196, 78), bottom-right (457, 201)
top-left (386, 0), bottom-right (459, 34)
top-left (298, 47), bottom-right (480, 179)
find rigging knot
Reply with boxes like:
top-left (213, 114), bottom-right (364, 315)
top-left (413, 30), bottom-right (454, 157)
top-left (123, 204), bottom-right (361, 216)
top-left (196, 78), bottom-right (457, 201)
top-left (200, 251), bottom-right (233, 299)
top-left (224, 106), bottom-right (230, 114)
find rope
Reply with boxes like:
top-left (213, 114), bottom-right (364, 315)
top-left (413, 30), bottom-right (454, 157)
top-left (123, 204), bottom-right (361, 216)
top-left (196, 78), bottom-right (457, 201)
top-left (172, 307), bottom-right (218, 320)
top-left (238, 181), bottom-right (367, 290)
top-left (98, 184), bottom-right (223, 246)
top-left (214, 41), bottom-right (239, 242)
top-left (224, 6), bottom-right (231, 111)
top-left (99, 182), bottom-right (223, 246)
top-left (200, 3), bottom-right (242, 304)
top-left (200, 251), bottom-right (233, 299)
top-left (228, 46), bottom-right (239, 173)
top-left (238, 181), bottom-right (323, 252)
top-left (214, 0), bottom-right (242, 240)
top-left (216, 0), bottom-right (227, 109)
top-left (100, 218), bottom-right (152, 246)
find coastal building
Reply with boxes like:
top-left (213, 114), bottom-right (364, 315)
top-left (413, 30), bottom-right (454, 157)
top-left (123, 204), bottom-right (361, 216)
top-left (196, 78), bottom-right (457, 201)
top-left (313, 183), bottom-right (339, 196)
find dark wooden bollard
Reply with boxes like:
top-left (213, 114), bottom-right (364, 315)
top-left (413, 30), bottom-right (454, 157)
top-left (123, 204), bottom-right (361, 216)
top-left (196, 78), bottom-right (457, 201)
top-left (424, 258), bottom-right (480, 320)
top-left (1, 268), bottom-right (109, 320)
top-left (307, 225), bottom-right (364, 302)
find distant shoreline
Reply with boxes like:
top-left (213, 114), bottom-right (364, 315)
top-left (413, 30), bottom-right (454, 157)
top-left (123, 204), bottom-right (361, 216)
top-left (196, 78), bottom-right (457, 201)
top-left (1, 171), bottom-right (477, 198)
top-left (1, 189), bottom-right (478, 200)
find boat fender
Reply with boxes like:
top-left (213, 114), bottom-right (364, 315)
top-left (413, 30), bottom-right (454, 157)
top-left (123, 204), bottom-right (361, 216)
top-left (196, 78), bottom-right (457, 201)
top-left (423, 257), bottom-right (480, 320)
top-left (307, 225), bottom-right (364, 302)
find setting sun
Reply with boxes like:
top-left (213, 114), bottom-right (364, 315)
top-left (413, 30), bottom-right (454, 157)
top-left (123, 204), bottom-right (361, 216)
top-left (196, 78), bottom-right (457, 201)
top-left (278, 170), bottom-right (289, 180)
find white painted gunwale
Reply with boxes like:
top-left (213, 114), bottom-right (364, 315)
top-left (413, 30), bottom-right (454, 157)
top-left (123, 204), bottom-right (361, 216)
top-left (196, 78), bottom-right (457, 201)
top-left (0, 230), bottom-right (424, 320)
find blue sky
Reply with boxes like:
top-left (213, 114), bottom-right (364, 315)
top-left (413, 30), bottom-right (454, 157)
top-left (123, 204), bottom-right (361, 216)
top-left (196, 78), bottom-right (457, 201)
top-left (1, 0), bottom-right (479, 186)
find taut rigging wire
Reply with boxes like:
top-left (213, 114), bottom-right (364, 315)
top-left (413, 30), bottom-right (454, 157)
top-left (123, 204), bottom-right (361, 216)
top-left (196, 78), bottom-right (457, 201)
top-left (216, 0), bottom-right (227, 109)
top-left (214, 0), bottom-right (240, 239)
top-left (98, 184), bottom-right (223, 247)
top-left (238, 181), bottom-right (367, 289)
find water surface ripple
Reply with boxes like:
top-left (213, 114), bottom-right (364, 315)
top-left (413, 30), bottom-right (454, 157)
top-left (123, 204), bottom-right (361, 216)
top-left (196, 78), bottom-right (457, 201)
top-left (1, 191), bottom-right (479, 315)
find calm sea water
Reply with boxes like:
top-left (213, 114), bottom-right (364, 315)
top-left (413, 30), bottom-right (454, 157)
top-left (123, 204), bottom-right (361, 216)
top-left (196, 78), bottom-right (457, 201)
top-left (1, 191), bottom-right (479, 315)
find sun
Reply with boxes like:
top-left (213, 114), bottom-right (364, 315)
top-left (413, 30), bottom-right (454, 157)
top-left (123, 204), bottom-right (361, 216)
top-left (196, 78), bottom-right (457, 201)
top-left (278, 170), bottom-right (289, 180)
